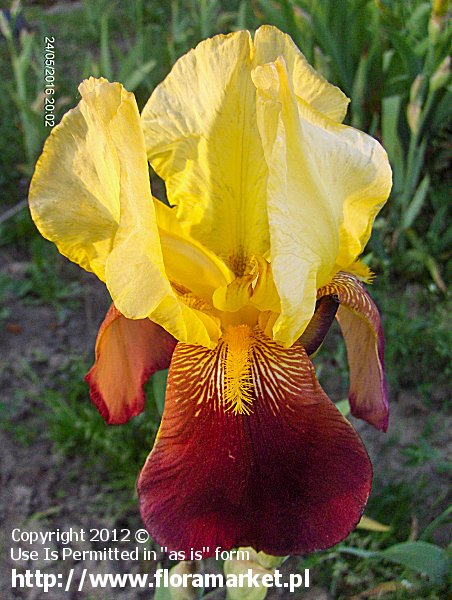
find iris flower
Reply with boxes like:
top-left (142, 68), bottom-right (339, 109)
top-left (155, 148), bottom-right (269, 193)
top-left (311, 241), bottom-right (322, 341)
top-left (29, 26), bottom-right (391, 557)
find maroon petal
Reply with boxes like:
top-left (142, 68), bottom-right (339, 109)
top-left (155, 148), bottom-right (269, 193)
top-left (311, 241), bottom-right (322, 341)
top-left (138, 326), bottom-right (372, 557)
top-left (318, 272), bottom-right (388, 431)
top-left (299, 295), bottom-right (339, 356)
top-left (85, 304), bottom-right (176, 424)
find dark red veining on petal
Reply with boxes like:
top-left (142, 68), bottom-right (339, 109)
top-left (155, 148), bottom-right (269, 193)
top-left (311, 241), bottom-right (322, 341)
top-left (138, 328), bottom-right (372, 557)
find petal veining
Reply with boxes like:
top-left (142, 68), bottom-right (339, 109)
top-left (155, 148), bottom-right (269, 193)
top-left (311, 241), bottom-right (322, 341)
top-left (138, 327), bottom-right (372, 556)
top-left (141, 31), bottom-right (270, 270)
top-left (318, 272), bottom-right (388, 431)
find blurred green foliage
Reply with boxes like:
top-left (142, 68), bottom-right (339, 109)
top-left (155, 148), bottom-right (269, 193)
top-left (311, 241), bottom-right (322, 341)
top-left (0, 4), bottom-right (45, 175)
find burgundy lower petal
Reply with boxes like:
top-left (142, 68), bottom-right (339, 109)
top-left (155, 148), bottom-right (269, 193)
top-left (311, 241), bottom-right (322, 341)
top-left (138, 327), bottom-right (372, 557)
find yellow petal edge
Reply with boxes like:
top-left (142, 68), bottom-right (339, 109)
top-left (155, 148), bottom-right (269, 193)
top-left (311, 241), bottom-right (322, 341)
top-left (29, 78), bottom-right (220, 348)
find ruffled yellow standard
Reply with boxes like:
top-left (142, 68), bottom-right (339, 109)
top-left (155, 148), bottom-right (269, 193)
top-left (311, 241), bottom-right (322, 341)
top-left (29, 26), bottom-right (392, 557)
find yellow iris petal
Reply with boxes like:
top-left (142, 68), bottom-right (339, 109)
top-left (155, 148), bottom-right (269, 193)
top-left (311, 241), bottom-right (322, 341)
top-left (141, 26), bottom-right (352, 279)
top-left (212, 256), bottom-right (280, 318)
top-left (248, 256), bottom-right (281, 313)
top-left (254, 25), bottom-right (349, 123)
top-left (29, 77), bottom-right (123, 281)
top-left (253, 56), bottom-right (391, 346)
top-left (30, 28), bottom-right (391, 353)
top-left (212, 277), bottom-right (253, 313)
top-left (253, 58), bottom-right (338, 346)
top-left (149, 295), bottom-right (221, 348)
top-left (154, 199), bottom-right (233, 301)
top-left (141, 30), bottom-right (270, 272)
top-left (140, 26), bottom-right (389, 347)
top-left (96, 82), bottom-right (172, 321)
top-left (29, 77), bottom-right (219, 348)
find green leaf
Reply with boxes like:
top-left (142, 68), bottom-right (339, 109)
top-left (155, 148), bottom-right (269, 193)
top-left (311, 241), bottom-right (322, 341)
top-left (378, 541), bottom-right (449, 583)
top-left (403, 137), bottom-right (428, 204)
top-left (381, 95), bottom-right (405, 193)
top-left (152, 369), bottom-right (168, 416)
top-left (336, 546), bottom-right (377, 559)
top-left (257, 0), bottom-right (294, 36)
top-left (389, 31), bottom-right (422, 79)
top-left (424, 256), bottom-right (447, 292)
top-left (335, 399), bottom-right (350, 417)
top-left (225, 561), bottom-right (268, 600)
top-left (430, 86), bottom-right (452, 133)
top-left (224, 548), bottom-right (286, 600)
top-left (406, 2), bottom-right (431, 35)
top-left (350, 51), bottom-right (368, 129)
top-left (123, 59), bottom-right (156, 91)
top-left (100, 12), bottom-right (113, 80)
top-left (153, 581), bottom-right (176, 600)
top-left (402, 174), bottom-right (430, 229)
top-left (420, 506), bottom-right (452, 541)
top-left (15, 31), bottom-right (36, 78)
